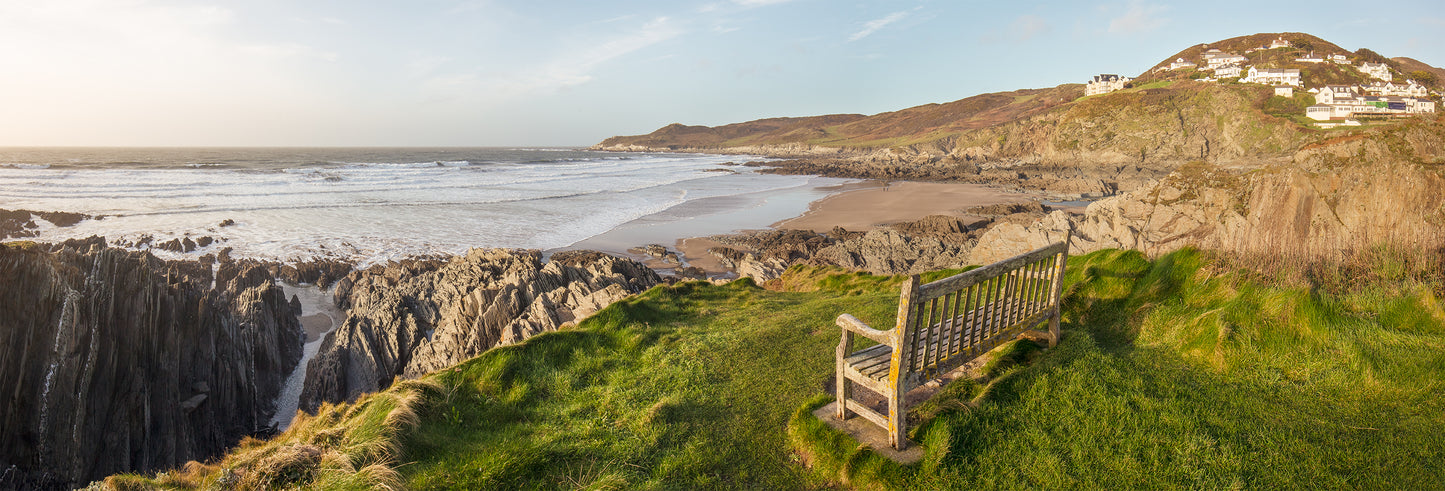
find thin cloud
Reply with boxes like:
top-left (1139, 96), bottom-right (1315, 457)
top-left (1011, 14), bottom-right (1049, 41)
top-left (734, 0), bottom-right (797, 6)
top-left (1108, 1), bottom-right (1168, 34)
top-left (850, 10), bottom-right (909, 42)
top-left (431, 16), bottom-right (683, 101)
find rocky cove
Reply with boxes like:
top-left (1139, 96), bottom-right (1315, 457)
top-left (0, 240), bottom-right (667, 489)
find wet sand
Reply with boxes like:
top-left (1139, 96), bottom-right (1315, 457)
top-left (774, 181), bottom-right (1033, 233)
top-left (565, 179), bottom-right (1037, 276)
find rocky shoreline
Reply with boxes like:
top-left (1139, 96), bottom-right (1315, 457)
top-left (8, 112), bottom-right (1445, 487)
top-left (0, 238), bottom-right (303, 490)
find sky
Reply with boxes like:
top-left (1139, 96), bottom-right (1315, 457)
top-left (1, 0), bottom-right (1442, 147)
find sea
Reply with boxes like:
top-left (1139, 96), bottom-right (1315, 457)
top-left (0, 147), bottom-right (852, 265)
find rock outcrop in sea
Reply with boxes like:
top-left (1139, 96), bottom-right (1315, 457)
top-left (0, 237), bottom-right (303, 490)
top-left (298, 249), bottom-right (660, 411)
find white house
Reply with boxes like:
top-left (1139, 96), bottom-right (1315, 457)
top-left (1241, 67), bottom-right (1301, 86)
top-left (1202, 49), bottom-right (1247, 68)
top-left (1086, 74), bottom-right (1132, 96)
top-left (1269, 37), bottom-right (1292, 49)
top-left (1329, 54), bottom-right (1350, 64)
top-left (1213, 64), bottom-right (1243, 79)
top-left (1294, 52), bottom-right (1324, 63)
top-left (1306, 105), bottom-right (1334, 120)
top-left (1360, 62), bottom-right (1392, 81)
top-left (1363, 80), bottom-right (1428, 98)
top-left (1164, 57), bottom-right (1197, 71)
top-left (1275, 86), bottom-right (1294, 97)
top-left (1314, 85), bottom-right (1359, 105)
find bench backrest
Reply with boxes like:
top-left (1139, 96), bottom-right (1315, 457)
top-left (890, 237), bottom-right (1069, 389)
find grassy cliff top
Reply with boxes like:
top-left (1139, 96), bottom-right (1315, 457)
top-left (107, 248), bottom-right (1445, 490)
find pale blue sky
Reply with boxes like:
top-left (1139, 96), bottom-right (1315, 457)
top-left (0, 0), bottom-right (1441, 146)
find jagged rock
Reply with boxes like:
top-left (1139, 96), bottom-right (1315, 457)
top-left (0, 238), bottom-right (303, 490)
top-left (969, 211), bottom-right (1076, 264)
top-left (629, 244), bottom-right (681, 265)
top-left (218, 219), bottom-right (235, 227)
top-left (674, 266), bottom-right (707, 280)
top-left (269, 259), bottom-right (354, 289)
top-left (813, 229), bottom-right (975, 275)
top-left (156, 238), bottom-right (184, 252)
top-left (298, 249), bottom-right (660, 411)
top-left (0, 209), bottom-right (90, 240)
top-left (964, 202), bottom-right (1046, 217)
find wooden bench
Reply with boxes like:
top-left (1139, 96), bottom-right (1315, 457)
top-left (834, 236), bottom-right (1069, 450)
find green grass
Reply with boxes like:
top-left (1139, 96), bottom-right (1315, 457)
top-left (115, 249), bottom-right (1445, 490)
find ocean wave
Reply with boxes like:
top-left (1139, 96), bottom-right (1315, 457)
top-left (1, 163), bottom-right (51, 169)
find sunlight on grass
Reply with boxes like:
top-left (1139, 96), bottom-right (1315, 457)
top-left (113, 249), bottom-right (1445, 490)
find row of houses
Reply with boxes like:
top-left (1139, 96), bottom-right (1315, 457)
top-left (1294, 52), bottom-right (1351, 65)
top-left (1149, 41), bottom-right (1396, 85)
top-left (1307, 84), bottom-right (1436, 120)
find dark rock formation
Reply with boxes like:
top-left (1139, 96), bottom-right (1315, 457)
top-left (0, 209), bottom-right (90, 240)
top-left (268, 259), bottom-right (354, 289)
top-left (629, 244), bottom-right (681, 265)
top-left (0, 238), bottom-right (303, 490)
top-left (299, 249), bottom-right (659, 411)
top-left (704, 216), bottom-right (997, 282)
top-left (964, 201), bottom-right (1046, 217)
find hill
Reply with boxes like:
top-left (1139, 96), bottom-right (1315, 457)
top-left (101, 249), bottom-right (1445, 489)
top-left (595, 32), bottom-right (1443, 198)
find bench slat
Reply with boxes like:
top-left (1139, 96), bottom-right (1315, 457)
top-left (843, 344), bottom-right (890, 364)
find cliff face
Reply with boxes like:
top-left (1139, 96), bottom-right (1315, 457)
top-left (969, 118), bottom-right (1445, 263)
top-left (299, 249), bottom-right (660, 411)
top-left (0, 238), bottom-right (302, 490)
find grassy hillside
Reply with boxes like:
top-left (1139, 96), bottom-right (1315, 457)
top-left (105, 248), bottom-right (1445, 490)
top-left (597, 32), bottom-right (1442, 160)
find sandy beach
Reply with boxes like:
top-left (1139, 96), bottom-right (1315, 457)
top-left (771, 181), bottom-right (1033, 232)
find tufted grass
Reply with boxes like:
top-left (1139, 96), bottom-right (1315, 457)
top-left (110, 248), bottom-right (1445, 490)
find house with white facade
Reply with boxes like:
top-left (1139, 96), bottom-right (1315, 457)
top-left (1269, 37), bottom-right (1292, 49)
top-left (1306, 105), bottom-right (1334, 120)
top-left (1360, 62), bottom-right (1392, 81)
top-left (1241, 67), bottom-right (1301, 86)
top-left (1201, 49), bottom-right (1247, 68)
top-left (1294, 52), bottom-right (1324, 63)
top-left (1328, 54), bottom-right (1350, 64)
top-left (1314, 85), bottom-right (1359, 105)
top-left (1086, 74), bottom-right (1132, 96)
top-left (1275, 86), bottom-right (1294, 97)
top-left (1161, 57), bottom-right (1197, 71)
top-left (1363, 80), bottom-right (1428, 98)
top-left (1213, 64), bottom-right (1243, 79)
top-left (1309, 83), bottom-right (1435, 120)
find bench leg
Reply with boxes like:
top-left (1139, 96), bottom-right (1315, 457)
top-left (888, 388), bottom-right (906, 450)
top-left (1048, 308), bottom-right (1060, 348)
top-left (835, 341), bottom-right (851, 420)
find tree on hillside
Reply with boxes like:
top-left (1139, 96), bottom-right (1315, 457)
top-left (1409, 70), bottom-right (1439, 86)
top-left (1355, 48), bottom-right (1388, 64)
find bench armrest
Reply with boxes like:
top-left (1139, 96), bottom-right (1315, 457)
top-left (836, 314), bottom-right (893, 345)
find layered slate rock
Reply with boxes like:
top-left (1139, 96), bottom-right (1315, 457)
top-left (298, 249), bottom-right (660, 411)
top-left (706, 215), bottom-right (996, 282)
top-left (0, 238), bottom-right (303, 490)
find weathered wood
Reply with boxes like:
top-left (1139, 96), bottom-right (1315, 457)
top-left (916, 242), bottom-right (1068, 302)
top-left (834, 238), bottom-right (1068, 450)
